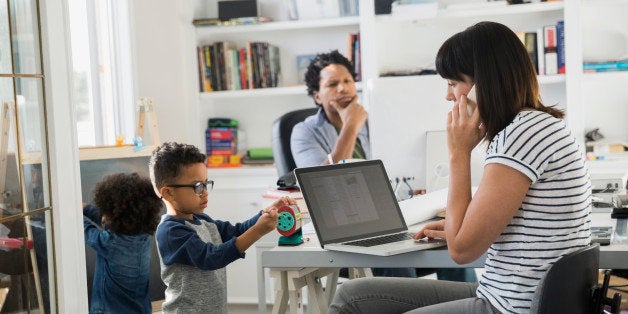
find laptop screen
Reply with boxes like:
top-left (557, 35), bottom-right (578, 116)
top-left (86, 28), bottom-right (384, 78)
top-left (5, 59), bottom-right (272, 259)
top-left (295, 160), bottom-right (408, 245)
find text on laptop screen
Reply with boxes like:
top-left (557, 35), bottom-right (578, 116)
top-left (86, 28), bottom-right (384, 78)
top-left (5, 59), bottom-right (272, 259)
top-left (297, 161), bottom-right (407, 244)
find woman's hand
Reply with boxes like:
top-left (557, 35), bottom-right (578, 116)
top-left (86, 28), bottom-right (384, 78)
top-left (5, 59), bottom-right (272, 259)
top-left (413, 219), bottom-right (446, 240)
top-left (447, 95), bottom-right (486, 157)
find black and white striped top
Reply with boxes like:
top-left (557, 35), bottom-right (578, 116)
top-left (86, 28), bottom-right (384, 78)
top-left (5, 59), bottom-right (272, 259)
top-left (477, 110), bottom-right (592, 313)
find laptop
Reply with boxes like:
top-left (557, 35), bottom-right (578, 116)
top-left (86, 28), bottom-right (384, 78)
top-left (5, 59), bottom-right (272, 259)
top-left (294, 160), bottom-right (446, 256)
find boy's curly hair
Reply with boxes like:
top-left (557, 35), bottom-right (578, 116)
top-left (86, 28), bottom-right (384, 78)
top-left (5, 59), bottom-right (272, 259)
top-left (93, 172), bottom-right (162, 235)
top-left (149, 142), bottom-right (206, 193)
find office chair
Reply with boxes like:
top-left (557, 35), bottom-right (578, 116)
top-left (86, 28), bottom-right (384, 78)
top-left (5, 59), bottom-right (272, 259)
top-left (530, 243), bottom-right (621, 314)
top-left (271, 107), bottom-right (318, 177)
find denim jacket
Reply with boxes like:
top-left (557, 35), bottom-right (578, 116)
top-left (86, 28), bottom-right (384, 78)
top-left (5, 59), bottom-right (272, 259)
top-left (83, 205), bottom-right (152, 314)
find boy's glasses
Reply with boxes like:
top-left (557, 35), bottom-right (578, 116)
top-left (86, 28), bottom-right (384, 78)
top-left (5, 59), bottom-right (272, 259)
top-left (167, 180), bottom-right (214, 196)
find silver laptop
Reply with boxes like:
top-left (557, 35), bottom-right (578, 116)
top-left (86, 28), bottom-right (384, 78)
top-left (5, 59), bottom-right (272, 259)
top-left (294, 160), bottom-right (446, 256)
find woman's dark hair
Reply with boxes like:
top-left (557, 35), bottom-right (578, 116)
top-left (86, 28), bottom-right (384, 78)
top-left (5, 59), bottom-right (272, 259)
top-left (435, 21), bottom-right (564, 142)
top-left (149, 142), bottom-right (207, 191)
top-left (304, 50), bottom-right (355, 104)
top-left (93, 172), bottom-right (162, 235)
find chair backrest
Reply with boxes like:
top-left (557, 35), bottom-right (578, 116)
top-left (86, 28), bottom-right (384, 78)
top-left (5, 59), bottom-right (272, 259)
top-left (530, 243), bottom-right (600, 314)
top-left (271, 107), bottom-right (318, 177)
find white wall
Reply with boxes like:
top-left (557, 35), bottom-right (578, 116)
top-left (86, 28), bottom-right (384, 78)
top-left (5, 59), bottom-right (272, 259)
top-left (131, 0), bottom-right (196, 144)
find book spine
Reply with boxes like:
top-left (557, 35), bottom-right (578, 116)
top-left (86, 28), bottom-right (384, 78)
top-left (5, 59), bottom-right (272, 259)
top-left (525, 32), bottom-right (538, 75)
top-left (544, 25), bottom-right (558, 75)
top-left (556, 20), bottom-right (566, 74)
top-left (197, 46), bottom-right (206, 92)
top-left (246, 43), bottom-right (254, 89)
top-left (536, 28), bottom-right (545, 76)
top-left (204, 46), bottom-right (213, 92)
top-left (211, 43), bottom-right (222, 91)
top-left (239, 48), bottom-right (248, 89)
top-left (354, 33), bottom-right (361, 81)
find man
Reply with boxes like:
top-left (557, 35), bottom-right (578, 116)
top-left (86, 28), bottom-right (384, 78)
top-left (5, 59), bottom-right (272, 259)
top-left (291, 50), bottom-right (369, 168)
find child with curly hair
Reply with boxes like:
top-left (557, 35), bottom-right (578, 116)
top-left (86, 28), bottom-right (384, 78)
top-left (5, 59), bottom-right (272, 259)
top-left (83, 172), bottom-right (163, 314)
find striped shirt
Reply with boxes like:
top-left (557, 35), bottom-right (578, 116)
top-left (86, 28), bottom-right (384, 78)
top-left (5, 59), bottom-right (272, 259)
top-left (477, 110), bottom-right (592, 313)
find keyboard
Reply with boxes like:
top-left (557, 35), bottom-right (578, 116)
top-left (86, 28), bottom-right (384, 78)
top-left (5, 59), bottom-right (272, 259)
top-left (343, 232), bottom-right (413, 247)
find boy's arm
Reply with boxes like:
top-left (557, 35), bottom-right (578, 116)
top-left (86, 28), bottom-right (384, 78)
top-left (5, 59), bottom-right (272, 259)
top-left (214, 211), bottom-right (262, 241)
top-left (157, 220), bottom-right (244, 271)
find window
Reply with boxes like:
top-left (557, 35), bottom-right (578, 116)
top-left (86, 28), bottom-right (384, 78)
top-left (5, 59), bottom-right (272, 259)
top-left (68, 0), bottom-right (135, 147)
top-left (1, 0), bottom-right (56, 312)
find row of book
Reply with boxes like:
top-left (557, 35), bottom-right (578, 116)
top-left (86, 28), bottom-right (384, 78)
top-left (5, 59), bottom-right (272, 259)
top-left (205, 118), bottom-right (238, 166)
top-left (197, 41), bottom-right (280, 92)
top-left (517, 20), bottom-right (565, 76)
top-left (583, 60), bottom-right (628, 73)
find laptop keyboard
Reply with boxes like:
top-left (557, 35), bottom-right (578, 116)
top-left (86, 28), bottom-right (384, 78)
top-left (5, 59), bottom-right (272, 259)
top-left (344, 233), bottom-right (413, 247)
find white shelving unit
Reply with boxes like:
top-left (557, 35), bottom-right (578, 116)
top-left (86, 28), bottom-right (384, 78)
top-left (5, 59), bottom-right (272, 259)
top-left (189, 0), bottom-right (362, 305)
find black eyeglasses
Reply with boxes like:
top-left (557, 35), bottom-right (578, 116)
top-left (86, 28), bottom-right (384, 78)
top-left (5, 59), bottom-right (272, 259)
top-left (167, 180), bottom-right (214, 196)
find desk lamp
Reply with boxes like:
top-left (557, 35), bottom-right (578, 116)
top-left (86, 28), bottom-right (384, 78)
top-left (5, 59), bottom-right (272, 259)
top-left (276, 204), bottom-right (303, 246)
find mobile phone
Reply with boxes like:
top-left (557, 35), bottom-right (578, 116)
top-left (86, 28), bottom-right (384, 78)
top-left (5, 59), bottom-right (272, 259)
top-left (466, 85), bottom-right (476, 117)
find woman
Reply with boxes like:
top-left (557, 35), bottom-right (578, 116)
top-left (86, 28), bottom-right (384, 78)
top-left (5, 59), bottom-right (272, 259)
top-left (328, 21), bottom-right (591, 314)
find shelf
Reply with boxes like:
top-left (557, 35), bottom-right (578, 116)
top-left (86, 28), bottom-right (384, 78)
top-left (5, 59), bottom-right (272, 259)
top-left (21, 145), bottom-right (156, 164)
top-left (538, 74), bottom-right (566, 85)
top-left (583, 0), bottom-right (628, 7)
top-left (582, 71), bottom-right (628, 82)
top-left (200, 82), bottom-right (363, 99)
top-left (376, 1), bottom-right (563, 23)
top-left (195, 16), bottom-right (360, 36)
top-left (207, 165), bottom-right (277, 177)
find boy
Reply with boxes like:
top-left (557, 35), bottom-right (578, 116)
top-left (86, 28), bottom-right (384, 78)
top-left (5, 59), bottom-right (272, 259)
top-left (149, 142), bottom-right (292, 313)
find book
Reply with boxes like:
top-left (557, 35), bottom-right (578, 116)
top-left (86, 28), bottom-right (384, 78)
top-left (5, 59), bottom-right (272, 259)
top-left (536, 28), bottom-right (545, 75)
top-left (544, 25), bottom-right (558, 75)
top-left (583, 60), bottom-right (628, 72)
top-left (524, 32), bottom-right (538, 75)
top-left (556, 20), bottom-right (565, 74)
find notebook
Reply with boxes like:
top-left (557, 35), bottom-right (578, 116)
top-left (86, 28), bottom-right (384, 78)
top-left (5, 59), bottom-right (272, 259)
top-left (294, 160), bottom-right (446, 256)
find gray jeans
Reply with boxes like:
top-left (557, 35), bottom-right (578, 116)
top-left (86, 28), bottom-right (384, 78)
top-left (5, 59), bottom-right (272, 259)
top-left (328, 277), bottom-right (500, 314)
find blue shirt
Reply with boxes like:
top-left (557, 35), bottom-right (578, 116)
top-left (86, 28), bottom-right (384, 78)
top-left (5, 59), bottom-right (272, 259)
top-left (291, 107), bottom-right (370, 167)
top-left (83, 205), bottom-right (152, 314)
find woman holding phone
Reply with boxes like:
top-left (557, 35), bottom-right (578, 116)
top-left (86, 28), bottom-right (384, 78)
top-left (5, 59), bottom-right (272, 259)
top-left (328, 21), bottom-right (591, 314)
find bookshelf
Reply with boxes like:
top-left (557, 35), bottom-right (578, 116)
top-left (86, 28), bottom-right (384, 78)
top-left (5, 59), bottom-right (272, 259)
top-left (189, 1), bottom-right (362, 304)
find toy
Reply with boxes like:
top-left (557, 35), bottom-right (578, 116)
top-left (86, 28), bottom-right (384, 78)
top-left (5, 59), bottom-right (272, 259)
top-left (276, 204), bottom-right (303, 246)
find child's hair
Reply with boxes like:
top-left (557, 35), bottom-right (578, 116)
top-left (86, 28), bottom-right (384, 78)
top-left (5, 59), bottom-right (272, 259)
top-left (149, 142), bottom-right (206, 192)
top-left (93, 172), bottom-right (162, 235)
top-left (304, 50), bottom-right (356, 100)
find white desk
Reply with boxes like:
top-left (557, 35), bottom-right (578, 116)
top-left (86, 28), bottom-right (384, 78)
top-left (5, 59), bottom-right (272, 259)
top-left (255, 213), bottom-right (628, 313)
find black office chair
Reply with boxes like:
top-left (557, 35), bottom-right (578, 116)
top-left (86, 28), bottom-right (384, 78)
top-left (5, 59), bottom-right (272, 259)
top-left (271, 107), bottom-right (318, 177)
top-left (531, 243), bottom-right (621, 314)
